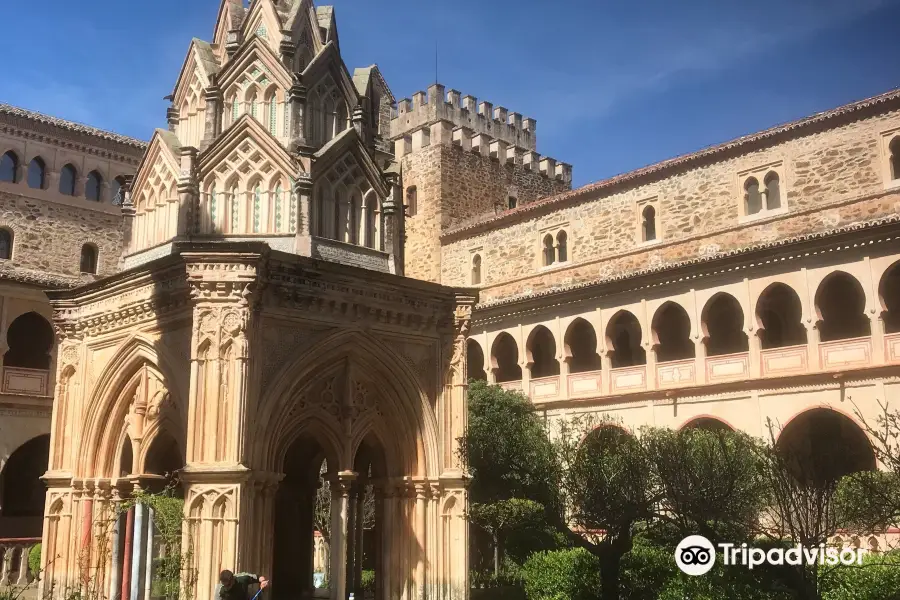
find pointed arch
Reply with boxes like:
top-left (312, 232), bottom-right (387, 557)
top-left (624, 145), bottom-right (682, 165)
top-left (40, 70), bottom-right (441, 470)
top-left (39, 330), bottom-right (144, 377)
top-left (815, 271), bottom-right (870, 342)
top-left (652, 301), bottom-right (695, 362)
top-left (254, 330), bottom-right (439, 478)
top-left (756, 283), bottom-right (807, 349)
top-left (701, 293), bottom-right (749, 356)
top-left (76, 334), bottom-right (186, 478)
top-left (491, 332), bottom-right (522, 383)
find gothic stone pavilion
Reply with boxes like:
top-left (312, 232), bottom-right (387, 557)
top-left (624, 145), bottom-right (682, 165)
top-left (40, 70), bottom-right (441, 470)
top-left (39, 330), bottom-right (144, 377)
top-left (41, 2), bottom-right (472, 600)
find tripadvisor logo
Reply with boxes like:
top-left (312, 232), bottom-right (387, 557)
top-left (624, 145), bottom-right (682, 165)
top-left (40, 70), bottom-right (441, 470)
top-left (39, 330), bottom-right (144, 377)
top-left (675, 535), bottom-right (866, 576)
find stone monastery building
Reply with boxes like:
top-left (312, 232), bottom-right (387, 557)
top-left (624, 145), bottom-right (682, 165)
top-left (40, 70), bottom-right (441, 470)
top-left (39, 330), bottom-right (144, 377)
top-left (0, 0), bottom-right (897, 598)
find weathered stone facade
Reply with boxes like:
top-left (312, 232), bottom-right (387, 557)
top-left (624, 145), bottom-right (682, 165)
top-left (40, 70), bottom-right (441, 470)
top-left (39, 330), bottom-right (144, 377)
top-left (0, 105), bottom-right (142, 577)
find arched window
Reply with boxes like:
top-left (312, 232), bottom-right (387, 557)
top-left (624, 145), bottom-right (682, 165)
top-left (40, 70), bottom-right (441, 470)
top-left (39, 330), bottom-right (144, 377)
top-left (467, 339), bottom-right (487, 382)
top-left (556, 230), bottom-right (568, 263)
top-left (890, 137), bottom-right (900, 181)
top-left (4, 312), bottom-right (54, 369)
top-left (764, 172), bottom-right (780, 210)
top-left (682, 417), bottom-right (732, 432)
top-left (27, 157), bottom-right (45, 189)
top-left (491, 332), bottom-right (522, 383)
top-left (703, 293), bottom-right (749, 356)
top-left (406, 186), bottom-right (417, 217)
top-left (815, 272), bottom-right (870, 342)
top-left (879, 260), bottom-right (900, 333)
top-left (80, 244), bottom-right (98, 274)
top-left (542, 234), bottom-right (555, 266)
top-left (564, 318), bottom-right (601, 373)
top-left (111, 176), bottom-right (127, 205)
top-left (0, 151), bottom-right (18, 183)
top-left (228, 183), bottom-right (240, 233)
top-left (508, 196), bottom-right (517, 210)
top-left (252, 182), bottom-right (262, 233)
top-left (59, 164), bottom-right (77, 196)
top-left (744, 177), bottom-right (761, 215)
top-left (527, 326), bottom-right (560, 379)
top-left (273, 182), bottom-right (283, 232)
top-left (0, 228), bottom-right (13, 260)
top-left (606, 311), bottom-right (646, 368)
top-left (756, 283), bottom-right (806, 349)
top-left (209, 182), bottom-right (219, 230)
top-left (652, 302), bottom-right (695, 362)
top-left (85, 171), bottom-right (103, 201)
top-left (641, 205), bottom-right (657, 242)
top-left (471, 254), bottom-right (482, 285)
top-left (336, 101), bottom-right (348, 134)
top-left (348, 189), bottom-right (362, 244)
top-left (268, 94), bottom-right (278, 136)
top-left (230, 93), bottom-right (240, 123)
top-left (324, 97), bottom-right (335, 142)
top-left (364, 191), bottom-right (379, 248)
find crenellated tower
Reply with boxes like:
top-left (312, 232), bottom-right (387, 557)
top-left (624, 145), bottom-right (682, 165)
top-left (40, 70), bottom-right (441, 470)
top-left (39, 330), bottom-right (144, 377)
top-left (123, 0), bottom-right (402, 274)
top-left (389, 82), bottom-right (573, 282)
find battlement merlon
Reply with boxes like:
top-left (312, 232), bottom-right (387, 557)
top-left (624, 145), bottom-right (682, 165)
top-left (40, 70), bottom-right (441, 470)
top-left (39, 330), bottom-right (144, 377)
top-left (392, 119), bottom-right (572, 187)
top-left (390, 82), bottom-right (538, 152)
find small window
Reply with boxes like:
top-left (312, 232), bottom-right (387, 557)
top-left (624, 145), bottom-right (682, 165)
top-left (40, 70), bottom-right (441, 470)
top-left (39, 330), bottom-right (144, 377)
top-left (406, 186), bottom-right (417, 217)
top-left (85, 171), bottom-right (103, 202)
top-left (27, 157), bottom-right (45, 189)
top-left (471, 254), bottom-right (482, 285)
top-left (80, 244), bottom-right (98, 274)
top-left (556, 230), bottom-right (568, 263)
top-left (111, 176), bottom-right (127, 205)
top-left (59, 164), bottom-right (77, 196)
top-left (744, 177), bottom-right (761, 215)
top-left (508, 196), bottom-right (517, 210)
top-left (542, 234), bottom-right (555, 266)
top-left (0, 229), bottom-right (12, 260)
top-left (0, 151), bottom-right (18, 183)
top-left (764, 172), bottom-right (780, 210)
top-left (890, 137), bottom-right (900, 181)
top-left (641, 205), bottom-right (657, 242)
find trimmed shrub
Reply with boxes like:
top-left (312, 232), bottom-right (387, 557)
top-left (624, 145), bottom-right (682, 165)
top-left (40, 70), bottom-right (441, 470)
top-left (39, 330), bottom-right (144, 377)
top-left (521, 548), bottom-right (601, 600)
top-left (822, 551), bottom-right (900, 600)
top-left (28, 543), bottom-right (41, 578)
top-left (360, 570), bottom-right (376, 593)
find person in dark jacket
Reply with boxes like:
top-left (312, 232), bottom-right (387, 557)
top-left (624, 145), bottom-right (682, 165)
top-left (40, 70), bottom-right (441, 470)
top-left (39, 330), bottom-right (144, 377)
top-left (215, 570), bottom-right (269, 600)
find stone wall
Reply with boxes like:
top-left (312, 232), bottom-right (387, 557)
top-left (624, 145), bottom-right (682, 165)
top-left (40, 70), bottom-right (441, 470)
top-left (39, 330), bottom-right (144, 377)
top-left (402, 143), bottom-right (570, 282)
top-left (442, 108), bottom-right (900, 300)
top-left (0, 188), bottom-right (124, 279)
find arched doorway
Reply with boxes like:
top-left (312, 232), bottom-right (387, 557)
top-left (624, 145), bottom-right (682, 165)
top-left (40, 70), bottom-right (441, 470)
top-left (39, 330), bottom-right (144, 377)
top-left (777, 409), bottom-right (875, 485)
top-left (564, 318), bottom-right (601, 373)
top-left (681, 417), bottom-right (733, 432)
top-left (466, 340), bottom-right (487, 382)
top-left (526, 326), bottom-right (560, 378)
top-left (606, 311), bottom-right (646, 368)
top-left (652, 302), bottom-right (694, 362)
top-left (491, 333), bottom-right (522, 383)
top-left (702, 293), bottom-right (749, 356)
top-left (4, 312), bottom-right (54, 370)
top-left (0, 434), bottom-right (50, 537)
top-left (815, 272), bottom-right (870, 342)
top-left (756, 283), bottom-right (807, 349)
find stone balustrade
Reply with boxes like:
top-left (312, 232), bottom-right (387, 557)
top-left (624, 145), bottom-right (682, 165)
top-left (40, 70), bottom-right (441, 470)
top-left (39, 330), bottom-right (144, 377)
top-left (0, 538), bottom-right (39, 588)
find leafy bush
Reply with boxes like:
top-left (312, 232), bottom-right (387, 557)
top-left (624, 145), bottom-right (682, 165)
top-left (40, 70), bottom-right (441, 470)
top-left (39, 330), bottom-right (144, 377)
top-left (822, 551), bottom-right (900, 600)
top-left (360, 570), bottom-right (376, 592)
top-left (28, 543), bottom-right (41, 578)
top-left (521, 548), bottom-right (601, 600)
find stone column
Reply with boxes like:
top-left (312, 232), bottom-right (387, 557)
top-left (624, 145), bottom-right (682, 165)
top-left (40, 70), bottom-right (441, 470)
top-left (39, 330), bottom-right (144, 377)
top-left (177, 147), bottom-right (199, 237)
top-left (414, 484), bottom-right (428, 600)
top-left (109, 508), bottom-right (125, 600)
top-left (872, 313), bottom-right (886, 365)
top-left (129, 501), bottom-right (145, 600)
top-left (329, 472), bottom-right (355, 600)
top-left (806, 321), bottom-right (821, 371)
top-left (288, 76), bottom-right (308, 152)
top-left (352, 483), bottom-right (366, 595)
top-left (644, 340), bottom-right (657, 391)
top-left (749, 329), bottom-right (763, 377)
top-left (694, 335), bottom-right (708, 385)
top-left (166, 105), bottom-right (180, 133)
top-left (121, 505), bottom-right (135, 600)
top-left (294, 174), bottom-right (313, 255)
top-left (382, 172), bottom-right (404, 275)
top-left (202, 77), bottom-right (223, 150)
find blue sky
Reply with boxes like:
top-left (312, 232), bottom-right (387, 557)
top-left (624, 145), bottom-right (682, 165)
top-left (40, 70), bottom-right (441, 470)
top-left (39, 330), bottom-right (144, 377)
top-left (1, 0), bottom-right (898, 187)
